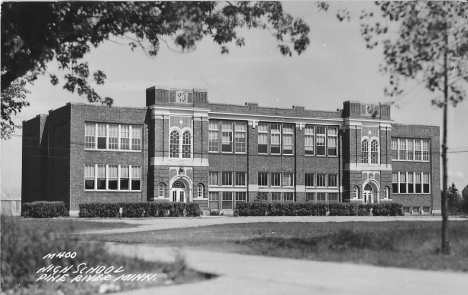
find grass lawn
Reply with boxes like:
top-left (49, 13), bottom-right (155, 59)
top-left (97, 221), bottom-right (468, 272)
top-left (13, 217), bottom-right (137, 233)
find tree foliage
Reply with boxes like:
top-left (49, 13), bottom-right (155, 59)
top-left (447, 183), bottom-right (462, 214)
top-left (1, 1), bottom-right (313, 138)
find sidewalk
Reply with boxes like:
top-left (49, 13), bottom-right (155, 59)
top-left (84, 215), bottom-right (467, 235)
top-left (108, 243), bottom-right (468, 295)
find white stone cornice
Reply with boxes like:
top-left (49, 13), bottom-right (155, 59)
top-left (209, 111), bottom-right (343, 125)
top-left (344, 163), bottom-right (392, 171)
top-left (151, 157), bottom-right (209, 166)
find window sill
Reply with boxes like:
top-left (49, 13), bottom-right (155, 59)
top-left (85, 149), bottom-right (141, 153)
top-left (85, 190), bottom-right (142, 192)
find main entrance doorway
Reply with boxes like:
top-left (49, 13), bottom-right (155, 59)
top-left (363, 183), bottom-right (373, 204)
top-left (172, 181), bottom-right (187, 203)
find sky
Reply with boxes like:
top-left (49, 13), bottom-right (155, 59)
top-left (2, 1), bottom-right (467, 192)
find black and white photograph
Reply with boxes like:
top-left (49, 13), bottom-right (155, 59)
top-left (1, 1), bottom-right (468, 295)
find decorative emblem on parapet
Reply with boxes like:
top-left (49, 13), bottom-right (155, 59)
top-left (366, 104), bottom-right (375, 115)
top-left (176, 91), bottom-right (189, 103)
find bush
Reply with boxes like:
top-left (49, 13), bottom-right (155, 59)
top-left (79, 202), bottom-right (201, 218)
top-left (22, 201), bottom-right (68, 218)
top-left (234, 202), bottom-right (327, 216)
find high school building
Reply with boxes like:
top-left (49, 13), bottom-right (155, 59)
top-left (22, 86), bottom-right (441, 216)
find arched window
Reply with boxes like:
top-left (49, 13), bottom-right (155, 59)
top-left (361, 139), bottom-right (369, 163)
top-left (182, 131), bottom-right (191, 158)
top-left (353, 185), bottom-right (360, 199)
top-left (158, 183), bottom-right (166, 198)
top-left (172, 181), bottom-right (185, 188)
top-left (384, 186), bottom-right (390, 199)
top-left (371, 140), bottom-right (379, 164)
top-left (197, 184), bottom-right (204, 198)
top-left (170, 130), bottom-right (180, 158)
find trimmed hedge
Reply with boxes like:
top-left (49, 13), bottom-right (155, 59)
top-left (234, 202), bottom-right (404, 217)
top-left (235, 202), bottom-right (328, 217)
top-left (22, 201), bottom-right (68, 218)
top-left (79, 202), bottom-right (201, 218)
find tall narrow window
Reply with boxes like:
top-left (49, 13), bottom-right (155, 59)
top-left (97, 165), bottom-right (106, 190)
top-left (282, 125), bottom-right (294, 155)
top-left (120, 125), bottom-right (130, 150)
top-left (305, 173), bottom-right (314, 187)
top-left (391, 138), bottom-right (398, 160)
top-left (108, 125), bottom-right (119, 150)
top-left (222, 172), bottom-right (233, 186)
top-left (408, 173), bottom-right (414, 193)
top-left (170, 130), bottom-right (180, 158)
top-left (407, 140), bottom-right (414, 161)
top-left (362, 139), bottom-right (369, 163)
top-left (182, 131), bottom-right (191, 158)
top-left (120, 166), bottom-right (129, 190)
top-left (317, 174), bottom-right (326, 187)
top-left (384, 187), bottom-right (390, 199)
top-left (305, 126), bottom-right (315, 155)
top-left (236, 192), bottom-right (247, 202)
top-left (328, 174), bottom-right (337, 187)
top-left (158, 183), bottom-right (166, 198)
top-left (399, 139), bottom-right (406, 160)
top-left (283, 193), bottom-right (294, 202)
top-left (328, 193), bottom-right (338, 203)
top-left (235, 123), bottom-right (246, 153)
top-left (209, 192), bottom-right (219, 209)
top-left (272, 192), bottom-right (282, 202)
top-left (258, 173), bottom-right (268, 186)
top-left (306, 193), bottom-right (315, 202)
top-left (108, 165), bottom-right (118, 190)
top-left (392, 172), bottom-right (399, 193)
top-left (415, 140), bottom-right (422, 161)
top-left (270, 124), bottom-right (281, 154)
top-left (400, 172), bottom-right (407, 193)
top-left (271, 173), bottom-right (281, 187)
top-left (353, 186), bottom-right (360, 199)
top-left (131, 166), bottom-right (141, 191)
top-left (209, 172), bottom-right (218, 186)
top-left (422, 140), bottom-right (430, 162)
top-left (423, 173), bottom-right (430, 193)
top-left (85, 124), bottom-right (96, 149)
top-left (221, 122), bottom-right (233, 152)
top-left (235, 172), bottom-right (246, 186)
top-left (97, 124), bottom-right (107, 150)
top-left (327, 127), bottom-right (338, 156)
top-left (316, 126), bottom-right (326, 156)
top-left (222, 192), bottom-right (233, 209)
top-left (283, 173), bottom-right (294, 187)
top-left (197, 184), bottom-right (204, 198)
top-left (132, 126), bottom-right (142, 151)
top-left (258, 124), bottom-right (268, 154)
top-left (209, 122), bottom-right (219, 152)
top-left (317, 193), bottom-right (326, 202)
top-left (84, 165), bottom-right (95, 190)
top-left (415, 172), bottom-right (422, 193)
top-left (370, 140), bottom-right (379, 164)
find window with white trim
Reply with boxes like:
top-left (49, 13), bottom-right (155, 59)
top-left (221, 122), bottom-right (233, 152)
top-left (84, 165), bottom-right (95, 190)
top-left (170, 129), bottom-right (191, 159)
top-left (328, 193), bottom-right (338, 202)
top-left (271, 173), bottom-right (281, 187)
top-left (415, 140), bottom-right (422, 161)
top-left (209, 121), bottom-right (219, 152)
top-left (370, 140), bottom-right (379, 164)
top-left (422, 140), bottom-right (429, 161)
top-left (317, 174), bottom-right (326, 187)
top-left (108, 165), bottom-right (118, 190)
top-left (282, 125), bottom-right (294, 155)
top-left (97, 165), bottom-right (106, 190)
top-left (85, 124), bottom-right (96, 149)
top-left (305, 173), bottom-right (314, 187)
top-left (400, 173), bottom-right (407, 193)
top-left (182, 131), bottom-right (191, 158)
top-left (209, 172), bottom-right (218, 186)
top-left (392, 138), bottom-right (430, 162)
top-left (235, 172), bottom-right (246, 186)
top-left (283, 173), bottom-right (294, 187)
top-left (97, 124), bottom-right (107, 150)
top-left (305, 126), bottom-right (315, 155)
top-left (327, 127), bottom-right (338, 156)
top-left (197, 184), bottom-right (204, 198)
top-left (393, 172), bottom-right (430, 194)
top-left (109, 125), bottom-right (119, 150)
top-left (158, 183), bottom-right (166, 198)
top-left (120, 125), bottom-right (130, 150)
top-left (170, 130), bottom-right (180, 158)
top-left (306, 193), bottom-right (314, 202)
top-left (283, 192), bottom-right (294, 202)
top-left (384, 186), bottom-right (391, 199)
top-left (258, 173), bottom-right (268, 186)
top-left (317, 192), bottom-right (326, 202)
top-left (272, 192), bottom-right (282, 202)
top-left (399, 139), bottom-right (406, 160)
top-left (415, 172), bottom-right (422, 193)
top-left (258, 124), bottom-right (268, 154)
top-left (362, 139), bottom-right (369, 163)
top-left (392, 172), bottom-right (398, 193)
top-left (407, 140), bottom-right (414, 161)
top-left (391, 138), bottom-right (398, 160)
top-left (316, 126), bottom-right (326, 156)
top-left (85, 123), bottom-right (142, 151)
top-left (222, 172), bottom-right (233, 186)
top-left (132, 126), bottom-right (142, 151)
top-left (408, 173), bottom-right (414, 193)
top-left (131, 166), bottom-right (141, 191)
top-left (423, 173), bottom-right (430, 193)
top-left (85, 164), bottom-right (141, 191)
top-left (120, 166), bottom-right (129, 190)
top-left (270, 124), bottom-right (281, 154)
top-left (353, 186), bottom-right (360, 199)
top-left (236, 192), bottom-right (247, 202)
top-left (235, 123), bottom-right (246, 153)
top-left (328, 174), bottom-right (337, 187)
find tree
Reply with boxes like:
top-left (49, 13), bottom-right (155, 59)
top-left (447, 183), bottom-right (461, 214)
top-left (347, 2), bottom-right (468, 254)
top-left (462, 185), bottom-right (468, 214)
top-left (1, 1), bottom-right (315, 138)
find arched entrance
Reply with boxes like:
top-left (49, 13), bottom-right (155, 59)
top-left (363, 181), bottom-right (379, 203)
top-left (172, 180), bottom-right (187, 203)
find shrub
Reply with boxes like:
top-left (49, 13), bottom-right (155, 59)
top-left (79, 202), bottom-right (201, 218)
top-left (234, 202), bottom-right (327, 216)
top-left (22, 201), bottom-right (68, 218)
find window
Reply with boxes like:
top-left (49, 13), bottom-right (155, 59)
top-left (271, 173), bottom-right (281, 187)
top-left (283, 173), bottom-right (294, 187)
top-left (108, 125), bottom-right (119, 150)
top-left (222, 172), bottom-right (233, 186)
top-left (305, 126), bottom-right (315, 155)
top-left (120, 125), bottom-right (130, 150)
top-left (422, 140), bottom-right (429, 161)
top-left (407, 140), bottom-right (414, 161)
top-left (282, 125), bottom-right (294, 155)
top-left (327, 127), bottom-right (338, 156)
top-left (182, 131), bottom-right (191, 158)
top-left (370, 140), bottom-right (379, 164)
top-left (415, 172), bottom-right (422, 193)
top-left (197, 184), bottom-right (204, 198)
top-left (283, 193), bottom-right (294, 202)
top-left (270, 124), bottom-right (281, 154)
top-left (353, 186), bottom-right (360, 199)
top-left (384, 187), bottom-right (390, 199)
top-left (413, 207), bottom-right (420, 214)
top-left (400, 173), bottom-right (407, 193)
top-left (423, 173), bottom-right (430, 193)
top-left (222, 192), bottom-right (233, 209)
top-left (97, 165), bottom-right (106, 190)
top-left (317, 192), bottom-right (326, 202)
top-left (131, 126), bottom-right (142, 151)
top-left (97, 124), bottom-right (107, 150)
top-left (170, 130), bottom-right (180, 158)
top-left (392, 172), bottom-right (399, 193)
top-left (391, 138), bottom-right (398, 160)
top-left (272, 192), bottom-right (282, 202)
top-left (317, 174), bottom-right (326, 187)
top-left (403, 207), bottom-right (410, 214)
top-left (85, 124), bottom-right (96, 149)
top-left (108, 165), bottom-right (118, 190)
top-left (328, 193), bottom-right (338, 203)
top-left (415, 140), bottom-right (422, 161)
top-left (258, 173), bottom-right (268, 186)
top-left (306, 193), bottom-right (314, 202)
top-left (209, 122), bottom-right (219, 152)
top-left (221, 122), bottom-right (233, 152)
top-left (328, 174), bottom-right (337, 187)
top-left (158, 183), bottom-right (166, 198)
top-left (235, 123), bottom-right (247, 153)
top-left (423, 207), bottom-right (431, 213)
top-left (361, 139), bottom-right (369, 163)
top-left (209, 192), bottom-right (219, 210)
top-left (258, 124), bottom-right (268, 154)
top-left (408, 173), bottom-right (414, 193)
top-left (305, 173), bottom-right (314, 187)
top-left (316, 126), bottom-right (326, 156)
top-left (120, 166), bottom-right (129, 190)
top-left (84, 165), bottom-right (95, 190)
top-left (236, 192), bottom-right (247, 202)
top-left (399, 139), bottom-right (406, 160)
top-left (235, 172), bottom-right (246, 186)
top-left (209, 172), bottom-right (218, 186)
top-left (131, 166), bottom-right (141, 191)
